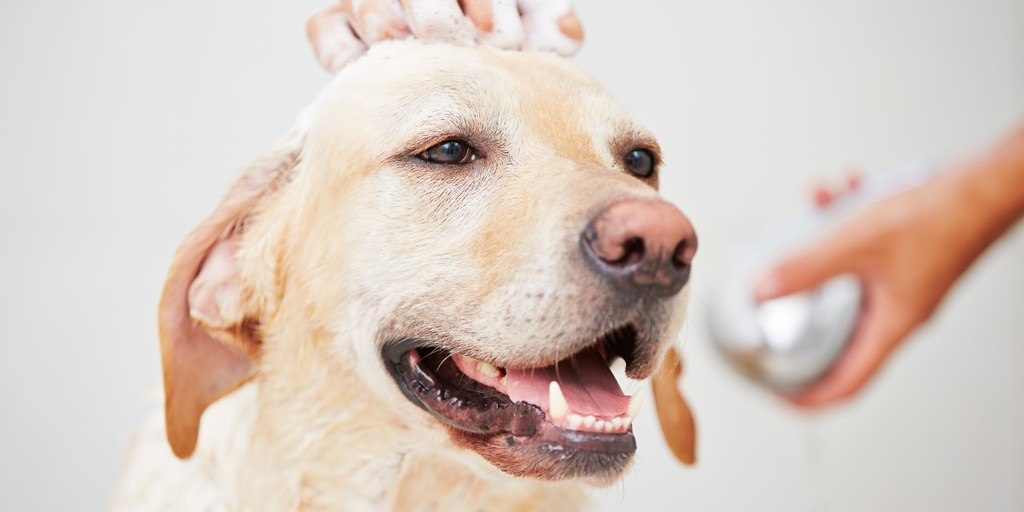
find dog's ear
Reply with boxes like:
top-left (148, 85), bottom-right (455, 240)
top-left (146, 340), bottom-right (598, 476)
top-left (159, 131), bottom-right (302, 458)
top-left (652, 346), bottom-right (697, 465)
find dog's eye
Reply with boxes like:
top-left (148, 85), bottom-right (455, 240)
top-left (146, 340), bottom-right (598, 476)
top-left (418, 140), bottom-right (477, 165)
top-left (624, 148), bottom-right (656, 178)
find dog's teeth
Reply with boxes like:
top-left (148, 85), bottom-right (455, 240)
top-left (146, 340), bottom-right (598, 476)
top-left (627, 388), bottom-right (645, 420)
top-left (609, 356), bottom-right (626, 373)
top-left (608, 356), bottom-right (630, 390)
top-left (612, 417), bottom-right (623, 430)
top-left (499, 376), bottom-right (507, 388)
top-left (548, 381), bottom-right (568, 420)
top-left (622, 417), bottom-right (633, 430)
top-left (582, 415), bottom-right (596, 428)
top-left (567, 414), bottom-right (583, 429)
top-left (477, 361), bottom-right (500, 378)
top-left (594, 419), bottom-right (606, 431)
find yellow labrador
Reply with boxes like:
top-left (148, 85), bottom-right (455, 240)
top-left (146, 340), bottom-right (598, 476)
top-left (113, 38), bottom-right (697, 511)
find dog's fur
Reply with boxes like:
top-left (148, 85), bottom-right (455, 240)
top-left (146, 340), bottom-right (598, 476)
top-left (112, 40), bottom-right (692, 511)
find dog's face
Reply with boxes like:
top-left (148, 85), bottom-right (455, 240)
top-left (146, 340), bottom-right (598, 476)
top-left (160, 40), bottom-right (695, 486)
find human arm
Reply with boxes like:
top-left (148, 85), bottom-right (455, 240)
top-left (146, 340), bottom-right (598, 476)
top-left (754, 122), bottom-right (1024, 408)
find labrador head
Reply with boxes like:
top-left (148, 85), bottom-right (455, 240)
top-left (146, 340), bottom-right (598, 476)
top-left (159, 40), bottom-right (696, 486)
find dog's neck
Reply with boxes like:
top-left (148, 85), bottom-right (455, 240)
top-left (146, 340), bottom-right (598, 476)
top-left (206, 329), bottom-right (588, 511)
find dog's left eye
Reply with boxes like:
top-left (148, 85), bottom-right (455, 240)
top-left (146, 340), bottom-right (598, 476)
top-left (418, 140), bottom-right (477, 165)
top-left (624, 148), bottom-right (656, 178)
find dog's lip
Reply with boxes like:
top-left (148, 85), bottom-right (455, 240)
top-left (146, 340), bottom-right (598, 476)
top-left (381, 325), bottom-right (644, 440)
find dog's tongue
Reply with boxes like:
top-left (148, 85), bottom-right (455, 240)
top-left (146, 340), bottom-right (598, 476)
top-left (505, 347), bottom-right (629, 417)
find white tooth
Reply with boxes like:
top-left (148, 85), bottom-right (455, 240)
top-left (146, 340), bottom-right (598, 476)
top-left (622, 417), bottom-right (633, 430)
top-left (609, 356), bottom-right (627, 373)
top-left (604, 421), bottom-right (615, 433)
top-left (548, 381), bottom-right (569, 420)
top-left (477, 361), bottom-right (500, 378)
top-left (627, 388), bottom-right (645, 420)
top-left (594, 420), bottom-right (606, 431)
top-left (612, 417), bottom-right (623, 430)
top-left (609, 356), bottom-right (629, 389)
top-left (568, 414), bottom-right (583, 429)
top-left (499, 376), bottom-right (507, 388)
top-left (583, 415), bottom-right (596, 428)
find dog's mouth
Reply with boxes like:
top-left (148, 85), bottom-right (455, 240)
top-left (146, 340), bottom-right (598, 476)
top-left (383, 324), bottom-right (645, 481)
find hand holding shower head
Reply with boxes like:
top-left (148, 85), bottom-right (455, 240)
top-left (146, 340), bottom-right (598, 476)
top-left (707, 160), bottom-right (938, 392)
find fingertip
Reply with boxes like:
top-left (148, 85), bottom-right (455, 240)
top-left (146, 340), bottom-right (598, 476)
top-left (400, 0), bottom-right (475, 45)
top-left (306, 7), bottom-right (367, 74)
top-left (306, 5), bottom-right (344, 43)
top-left (784, 386), bottom-right (837, 409)
top-left (752, 271), bottom-right (785, 303)
top-left (471, 0), bottom-right (525, 50)
top-left (783, 375), bottom-right (856, 409)
top-left (518, 0), bottom-right (583, 56)
top-left (461, 0), bottom-right (495, 33)
top-left (349, 0), bottom-right (412, 44)
top-left (557, 11), bottom-right (583, 42)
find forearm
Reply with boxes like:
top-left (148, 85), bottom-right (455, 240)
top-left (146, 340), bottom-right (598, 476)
top-left (986, 123), bottom-right (1024, 220)
top-left (950, 122), bottom-right (1024, 250)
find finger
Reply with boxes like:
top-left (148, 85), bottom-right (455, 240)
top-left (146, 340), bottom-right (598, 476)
top-left (307, 5), bottom-right (369, 73)
top-left (343, 0), bottom-right (410, 44)
top-left (517, 0), bottom-right (583, 56)
top-left (463, 0), bottom-right (525, 50)
top-left (399, 0), bottom-right (475, 45)
top-left (461, 0), bottom-right (495, 32)
top-left (787, 302), bottom-right (903, 408)
top-left (753, 224), bottom-right (872, 302)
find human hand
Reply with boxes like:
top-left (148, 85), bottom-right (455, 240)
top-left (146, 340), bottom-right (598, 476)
top-left (754, 143), bottom-right (1024, 408)
top-left (306, 0), bottom-right (583, 73)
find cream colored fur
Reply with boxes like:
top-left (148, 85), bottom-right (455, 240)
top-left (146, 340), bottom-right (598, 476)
top-left (111, 40), bottom-right (689, 511)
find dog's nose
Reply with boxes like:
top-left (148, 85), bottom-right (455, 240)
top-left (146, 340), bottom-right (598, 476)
top-left (581, 198), bottom-right (697, 297)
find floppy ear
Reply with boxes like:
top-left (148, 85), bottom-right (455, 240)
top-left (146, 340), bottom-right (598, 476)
top-left (652, 346), bottom-right (697, 465)
top-left (159, 131), bottom-right (303, 458)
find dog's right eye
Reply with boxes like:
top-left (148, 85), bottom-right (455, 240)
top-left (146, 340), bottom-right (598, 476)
top-left (417, 140), bottom-right (477, 165)
top-left (624, 148), bottom-right (656, 178)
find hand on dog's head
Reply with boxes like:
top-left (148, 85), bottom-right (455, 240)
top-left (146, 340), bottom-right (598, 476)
top-left (306, 0), bottom-right (584, 73)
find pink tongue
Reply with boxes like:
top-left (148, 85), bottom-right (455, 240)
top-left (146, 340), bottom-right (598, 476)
top-left (505, 347), bottom-right (629, 417)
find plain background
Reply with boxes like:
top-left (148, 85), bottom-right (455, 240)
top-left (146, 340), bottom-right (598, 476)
top-left (1, 0), bottom-right (1022, 510)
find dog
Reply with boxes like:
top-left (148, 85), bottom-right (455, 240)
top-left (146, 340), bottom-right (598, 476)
top-left (111, 28), bottom-right (697, 512)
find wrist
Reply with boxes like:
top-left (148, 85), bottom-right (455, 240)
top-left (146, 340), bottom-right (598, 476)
top-left (952, 124), bottom-right (1024, 244)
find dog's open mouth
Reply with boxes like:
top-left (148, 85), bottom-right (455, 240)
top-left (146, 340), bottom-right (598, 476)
top-left (383, 324), bottom-right (644, 480)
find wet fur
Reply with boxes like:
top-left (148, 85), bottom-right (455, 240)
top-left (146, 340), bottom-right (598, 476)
top-left (111, 40), bottom-right (688, 511)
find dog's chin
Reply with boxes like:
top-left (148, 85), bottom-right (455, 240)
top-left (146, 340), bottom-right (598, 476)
top-left (382, 325), bottom-right (651, 482)
top-left (450, 421), bottom-right (635, 485)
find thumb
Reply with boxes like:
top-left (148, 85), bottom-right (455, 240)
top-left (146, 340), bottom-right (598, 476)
top-left (753, 228), bottom-right (865, 302)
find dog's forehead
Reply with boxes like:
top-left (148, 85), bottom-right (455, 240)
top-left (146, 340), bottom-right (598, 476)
top-left (331, 40), bottom-right (611, 102)
top-left (307, 40), bottom-right (644, 155)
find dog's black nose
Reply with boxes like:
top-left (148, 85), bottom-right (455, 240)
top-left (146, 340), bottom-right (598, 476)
top-left (581, 198), bottom-right (697, 297)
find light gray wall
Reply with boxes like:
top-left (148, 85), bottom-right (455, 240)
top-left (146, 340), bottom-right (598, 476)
top-left (1, 1), bottom-right (1021, 510)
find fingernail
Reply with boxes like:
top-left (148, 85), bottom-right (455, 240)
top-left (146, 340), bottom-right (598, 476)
top-left (557, 13), bottom-right (583, 41)
top-left (752, 273), bottom-right (781, 302)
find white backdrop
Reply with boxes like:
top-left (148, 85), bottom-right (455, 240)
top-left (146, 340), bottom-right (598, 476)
top-left (1, 1), bottom-right (1021, 510)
